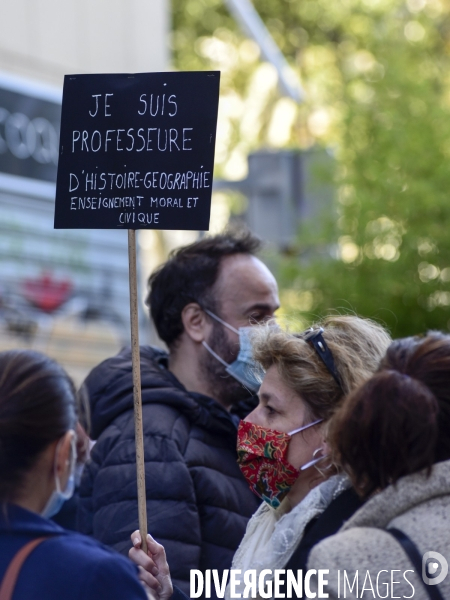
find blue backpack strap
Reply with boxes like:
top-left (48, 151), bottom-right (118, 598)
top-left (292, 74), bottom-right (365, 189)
top-left (389, 528), bottom-right (445, 600)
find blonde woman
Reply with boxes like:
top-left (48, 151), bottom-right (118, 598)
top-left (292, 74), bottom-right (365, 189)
top-left (226, 315), bottom-right (390, 598)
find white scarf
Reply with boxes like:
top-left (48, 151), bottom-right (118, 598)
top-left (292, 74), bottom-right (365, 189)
top-left (225, 474), bottom-right (350, 600)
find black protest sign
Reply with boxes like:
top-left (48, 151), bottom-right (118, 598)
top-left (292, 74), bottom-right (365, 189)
top-left (54, 71), bottom-right (220, 230)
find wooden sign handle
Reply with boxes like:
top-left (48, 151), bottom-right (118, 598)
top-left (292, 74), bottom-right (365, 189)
top-left (128, 229), bottom-right (148, 555)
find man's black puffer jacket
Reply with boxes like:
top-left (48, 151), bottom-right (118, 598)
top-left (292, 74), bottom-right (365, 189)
top-left (77, 346), bottom-right (260, 595)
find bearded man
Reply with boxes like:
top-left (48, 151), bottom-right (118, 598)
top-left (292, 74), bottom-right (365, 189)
top-left (77, 231), bottom-right (279, 596)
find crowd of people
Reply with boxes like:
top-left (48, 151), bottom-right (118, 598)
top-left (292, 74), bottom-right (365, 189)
top-left (1, 230), bottom-right (449, 600)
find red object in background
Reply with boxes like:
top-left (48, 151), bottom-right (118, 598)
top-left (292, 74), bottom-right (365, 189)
top-left (22, 272), bottom-right (72, 312)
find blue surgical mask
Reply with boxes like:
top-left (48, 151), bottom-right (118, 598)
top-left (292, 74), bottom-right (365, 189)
top-left (202, 309), bottom-right (264, 394)
top-left (42, 433), bottom-right (77, 519)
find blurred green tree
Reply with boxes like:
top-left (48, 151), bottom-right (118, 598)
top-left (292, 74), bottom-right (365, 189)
top-left (171, 0), bottom-right (450, 336)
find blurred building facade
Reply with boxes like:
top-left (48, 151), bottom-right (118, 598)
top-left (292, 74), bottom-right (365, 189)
top-left (0, 0), bottom-right (169, 86)
top-left (0, 0), bottom-right (169, 383)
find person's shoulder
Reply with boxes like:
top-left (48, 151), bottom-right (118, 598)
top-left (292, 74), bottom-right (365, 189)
top-left (86, 345), bottom-right (166, 385)
top-left (83, 346), bottom-right (134, 404)
top-left (308, 526), bottom-right (392, 570)
top-left (46, 530), bottom-right (129, 561)
top-left (44, 532), bottom-right (146, 595)
top-left (85, 345), bottom-right (179, 439)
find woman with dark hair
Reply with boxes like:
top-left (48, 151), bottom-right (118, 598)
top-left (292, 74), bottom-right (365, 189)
top-left (0, 350), bottom-right (149, 600)
top-left (308, 332), bottom-right (450, 599)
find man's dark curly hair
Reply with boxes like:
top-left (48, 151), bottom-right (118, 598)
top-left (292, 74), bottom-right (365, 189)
top-left (147, 230), bottom-right (261, 348)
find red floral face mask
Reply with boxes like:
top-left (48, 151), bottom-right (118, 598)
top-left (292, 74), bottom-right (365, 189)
top-left (237, 419), bottom-right (323, 509)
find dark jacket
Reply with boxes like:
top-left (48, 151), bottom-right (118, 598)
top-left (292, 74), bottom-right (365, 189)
top-left (0, 504), bottom-right (147, 600)
top-left (279, 487), bottom-right (364, 598)
top-left (285, 487), bottom-right (364, 574)
top-left (77, 345), bottom-right (260, 595)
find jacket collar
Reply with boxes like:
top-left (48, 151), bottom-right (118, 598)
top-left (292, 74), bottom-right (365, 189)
top-left (341, 459), bottom-right (450, 531)
top-left (86, 345), bottom-right (244, 439)
top-left (0, 503), bottom-right (66, 537)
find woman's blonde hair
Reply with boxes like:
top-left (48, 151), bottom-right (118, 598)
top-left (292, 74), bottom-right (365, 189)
top-left (251, 315), bottom-right (391, 421)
